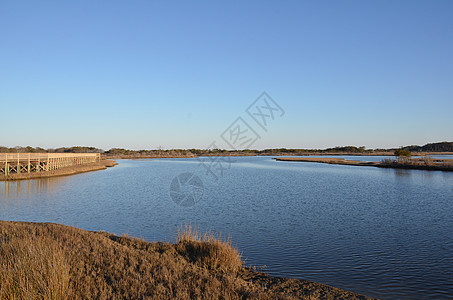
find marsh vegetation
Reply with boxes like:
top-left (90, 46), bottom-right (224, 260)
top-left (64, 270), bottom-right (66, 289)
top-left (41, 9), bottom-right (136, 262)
top-left (0, 221), bottom-right (371, 300)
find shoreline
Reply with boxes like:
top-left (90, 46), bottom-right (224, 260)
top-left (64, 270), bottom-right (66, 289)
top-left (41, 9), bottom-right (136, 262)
top-left (3, 152), bottom-right (452, 182)
top-left (274, 157), bottom-right (453, 172)
top-left (1, 159), bottom-right (117, 181)
top-left (0, 220), bottom-right (374, 299)
top-left (105, 151), bottom-right (452, 159)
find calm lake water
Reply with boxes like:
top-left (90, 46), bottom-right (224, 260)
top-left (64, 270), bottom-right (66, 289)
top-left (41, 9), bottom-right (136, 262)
top-left (1, 156), bottom-right (452, 299)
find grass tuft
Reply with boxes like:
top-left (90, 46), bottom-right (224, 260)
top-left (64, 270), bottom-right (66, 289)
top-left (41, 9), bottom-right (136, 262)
top-left (176, 225), bottom-right (243, 273)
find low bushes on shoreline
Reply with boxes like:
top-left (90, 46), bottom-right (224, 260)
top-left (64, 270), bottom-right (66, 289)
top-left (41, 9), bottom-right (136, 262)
top-left (379, 157), bottom-right (453, 171)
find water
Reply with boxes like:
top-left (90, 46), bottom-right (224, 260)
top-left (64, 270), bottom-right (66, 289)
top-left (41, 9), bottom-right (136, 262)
top-left (1, 156), bottom-right (452, 299)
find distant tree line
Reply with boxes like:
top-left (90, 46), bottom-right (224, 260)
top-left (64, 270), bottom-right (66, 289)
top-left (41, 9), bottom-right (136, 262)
top-left (1, 142), bottom-right (452, 155)
top-left (402, 142), bottom-right (453, 152)
top-left (0, 146), bottom-right (103, 153)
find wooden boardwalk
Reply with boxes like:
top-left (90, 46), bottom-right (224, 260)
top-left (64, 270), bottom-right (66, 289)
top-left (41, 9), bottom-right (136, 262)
top-left (0, 153), bottom-right (100, 176)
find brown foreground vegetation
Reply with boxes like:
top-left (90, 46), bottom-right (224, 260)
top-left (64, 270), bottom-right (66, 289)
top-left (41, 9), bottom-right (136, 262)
top-left (0, 221), bottom-right (373, 299)
top-left (275, 157), bottom-right (453, 172)
top-left (1, 159), bottom-right (117, 182)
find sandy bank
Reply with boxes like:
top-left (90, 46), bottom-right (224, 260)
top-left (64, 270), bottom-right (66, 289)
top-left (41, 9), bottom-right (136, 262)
top-left (1, 159), bottom-right (118, 181)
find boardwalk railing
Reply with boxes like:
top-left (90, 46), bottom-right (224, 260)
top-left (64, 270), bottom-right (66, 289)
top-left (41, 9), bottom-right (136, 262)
top-left (0, 153), bottom-right (100, 176)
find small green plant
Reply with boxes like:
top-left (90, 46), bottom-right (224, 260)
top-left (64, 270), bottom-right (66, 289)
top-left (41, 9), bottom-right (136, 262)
top-left (394, 149), bottom-right (412, 161)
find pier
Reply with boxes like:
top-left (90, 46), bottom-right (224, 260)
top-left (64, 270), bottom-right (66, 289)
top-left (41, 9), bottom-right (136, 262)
top-left (0, 153), bottom-right (100, 177)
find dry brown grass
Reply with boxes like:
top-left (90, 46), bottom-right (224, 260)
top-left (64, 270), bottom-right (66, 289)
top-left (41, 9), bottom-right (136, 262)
top-left (0, 221), bottom-right (371, 300)
top-left (0, 222), bottom-right (267, 299)
top-left (0, 235), bottom-right (70, 300)
top-left (274, 157), bottom-right (377, 166)
top-left (176, 225), bottom-right (243, 273)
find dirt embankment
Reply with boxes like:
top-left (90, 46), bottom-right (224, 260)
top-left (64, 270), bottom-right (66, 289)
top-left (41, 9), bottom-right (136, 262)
top-left (0, 221), bottom-right (374, 300)
top-left (1, 159), bottom-right (118, 181)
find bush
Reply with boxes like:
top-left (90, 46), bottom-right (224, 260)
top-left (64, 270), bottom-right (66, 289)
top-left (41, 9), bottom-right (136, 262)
top-left (380, 158), bottom-right (395, 165)
top-left (394, 149), bottom-right (412, 161)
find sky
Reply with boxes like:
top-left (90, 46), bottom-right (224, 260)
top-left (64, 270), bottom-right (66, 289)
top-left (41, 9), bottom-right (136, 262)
top-left (1, 0), bottom-right (452, 150)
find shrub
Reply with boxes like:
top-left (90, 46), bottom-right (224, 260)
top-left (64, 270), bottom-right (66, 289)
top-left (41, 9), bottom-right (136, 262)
top-left (423, 155), bottom-right (434, 166)
top-left (380, 158), bottom-right (395, 165)
top-left (394, 149), bottom-right (412, 161)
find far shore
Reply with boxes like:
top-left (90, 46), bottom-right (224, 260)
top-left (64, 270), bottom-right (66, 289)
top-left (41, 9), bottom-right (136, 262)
top-left (105, 151), bottom-right (452, 160)
top-left (274, 157), bottom-right (453, 172)
top-left (3, 152), bottom-right (452, 182)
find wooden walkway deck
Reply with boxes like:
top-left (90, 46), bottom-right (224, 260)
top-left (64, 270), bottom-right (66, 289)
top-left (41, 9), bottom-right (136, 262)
top-left (0, 153), bottom-right (100, 176)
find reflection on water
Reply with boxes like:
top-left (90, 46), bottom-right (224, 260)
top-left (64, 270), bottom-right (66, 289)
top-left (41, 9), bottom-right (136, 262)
top-left (393, 168), bottom-right (412, 177)
top-left (1, 177), bottom-right (68, 201)
top-left (1, 156), bottom-right (453, 299)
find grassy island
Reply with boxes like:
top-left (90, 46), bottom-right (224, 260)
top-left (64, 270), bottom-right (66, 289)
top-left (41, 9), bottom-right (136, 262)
top-left (275, 157), bottom-right (453, 172)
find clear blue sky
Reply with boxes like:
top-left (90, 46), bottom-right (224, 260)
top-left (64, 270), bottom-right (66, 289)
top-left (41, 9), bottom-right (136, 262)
top-left (1, 1), bottom-right (452, 150)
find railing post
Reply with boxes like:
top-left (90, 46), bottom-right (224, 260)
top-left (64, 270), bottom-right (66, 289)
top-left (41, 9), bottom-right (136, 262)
top-left (17, 153), bottom-right (20, 174)
top-left (28, 153), bottom-right (31, 173)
